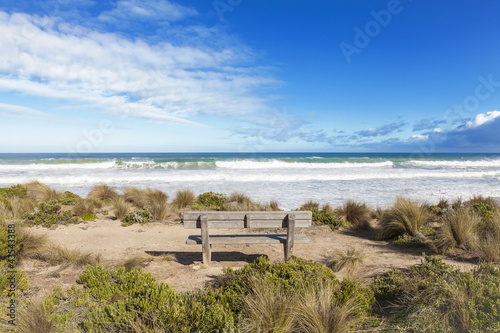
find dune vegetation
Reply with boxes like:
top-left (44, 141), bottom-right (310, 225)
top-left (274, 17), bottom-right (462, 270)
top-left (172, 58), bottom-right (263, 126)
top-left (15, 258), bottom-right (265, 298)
top-left (0, 181), bottom-right (499, 332)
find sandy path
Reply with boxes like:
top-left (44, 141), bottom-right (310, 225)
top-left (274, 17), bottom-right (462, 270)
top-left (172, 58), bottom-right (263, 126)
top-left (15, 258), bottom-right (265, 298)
top-left (21, 217), bottom-right (477, 295)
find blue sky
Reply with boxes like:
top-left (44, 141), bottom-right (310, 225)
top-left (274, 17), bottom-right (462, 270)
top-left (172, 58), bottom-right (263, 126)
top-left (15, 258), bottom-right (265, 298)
top-left (0, 0), bottom-right (499, 153)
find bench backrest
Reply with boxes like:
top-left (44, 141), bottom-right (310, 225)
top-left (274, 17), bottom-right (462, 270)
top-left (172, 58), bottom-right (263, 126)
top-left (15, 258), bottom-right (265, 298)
top-left (183, 211), bottom-right (312, 229)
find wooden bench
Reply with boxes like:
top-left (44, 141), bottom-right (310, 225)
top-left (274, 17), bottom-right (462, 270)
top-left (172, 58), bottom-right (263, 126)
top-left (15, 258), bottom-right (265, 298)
top-left (183, 211), bottom-right (312, 265)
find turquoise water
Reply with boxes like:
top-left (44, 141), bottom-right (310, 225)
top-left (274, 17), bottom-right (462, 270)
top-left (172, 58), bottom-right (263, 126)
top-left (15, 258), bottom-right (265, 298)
top-left (1, 152), bottom-right (499, 208)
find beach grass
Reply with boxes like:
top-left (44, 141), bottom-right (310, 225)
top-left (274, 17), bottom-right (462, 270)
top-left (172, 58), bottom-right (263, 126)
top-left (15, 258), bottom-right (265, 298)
top-left (112, 196), bottom-right (130, 220)
top-left (172, 189), bottom-right (196, 210)
top-left (324, 247), bottom-right (369, 275)
top-left (145, 188), bottom-right (169, 221)
top-left (438, 207), bottom-right (479, 250)
top-left (375, 197), bottom-right (433, 240)
top-left (25, 180), bottom-right (63, 203)
top-left (337, 199), bottom-right (372, 230)
top-left (87, 183), bottom-right (119, 202)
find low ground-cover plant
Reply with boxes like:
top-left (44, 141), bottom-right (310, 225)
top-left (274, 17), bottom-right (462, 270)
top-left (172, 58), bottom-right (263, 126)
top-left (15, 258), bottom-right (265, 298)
top-left (372, 256), bottom-right (500, 332)
top-left (215, 256), bottom-right (375, 322)
top-left (299, 202), bottom-right (345, 230)
top-left (121, 209), bottom-right (152, 226)
top-left (42, 265), bottom-right (236, 332)
top-left (23, 203), bottom-right (79, 228)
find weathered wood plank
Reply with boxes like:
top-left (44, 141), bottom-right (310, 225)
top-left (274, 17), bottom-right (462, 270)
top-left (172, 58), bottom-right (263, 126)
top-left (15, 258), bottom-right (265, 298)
top-left (200, 215), bottom-right (211, 265)
top-left (285, 214), bottom-right (295, 261)
top-left (183, 211), bottom-right (312, 221)
top-left (185, 234), bottom-right (309, 245)
top-left (183, 219), bottom-right (311, 229)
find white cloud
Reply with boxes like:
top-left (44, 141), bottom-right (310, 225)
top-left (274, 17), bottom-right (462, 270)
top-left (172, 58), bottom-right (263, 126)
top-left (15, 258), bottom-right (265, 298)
top-left (0, 103), bottom-right (54, 119)
top-left (0, 10), bottom-right (279, 126)
top-left (464, 111), bottom-right (500, 129)
top-left (98, 0), bottom-right (198, 23)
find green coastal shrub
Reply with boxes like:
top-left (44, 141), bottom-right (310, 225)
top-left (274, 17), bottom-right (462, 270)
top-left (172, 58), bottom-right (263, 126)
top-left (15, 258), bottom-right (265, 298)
top-left (0, 184), bottom-right (28, 200)
top-left (197, 191), bottom-right (227, 208)
top-left (22, 203), bottom-right (78, 228)
top-left (56, 191), bottom-right (81, 206)
top-left (216, 256), bottom-right (374, 319)
top-left (473, 202), bottom-right (498, 223)
top-left (44, 265), bottom-right (236, 332)
top-left (0, 261), bottom-right (30, 299)
top-left (121, 209), bottom-right (152, 226)
top-left (372, 256), bottom-right (500, 332)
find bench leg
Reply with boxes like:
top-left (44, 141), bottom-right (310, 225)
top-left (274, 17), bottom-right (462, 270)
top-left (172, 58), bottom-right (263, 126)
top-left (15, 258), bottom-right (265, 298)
top-left (201, 214), bottom-right (211, 265)
top-left (284, 214), bottom-right (296, 261)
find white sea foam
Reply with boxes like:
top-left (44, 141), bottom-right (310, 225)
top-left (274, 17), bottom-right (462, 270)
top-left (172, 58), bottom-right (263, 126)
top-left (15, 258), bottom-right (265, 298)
top-left (404, 159), bottom-right (500, 168)
top-left (215, 159), bottom-right (394, 169)
top-left (1, 169), bottom-right (497, 185)
top-left (0, 161), bottom-right (116, 171)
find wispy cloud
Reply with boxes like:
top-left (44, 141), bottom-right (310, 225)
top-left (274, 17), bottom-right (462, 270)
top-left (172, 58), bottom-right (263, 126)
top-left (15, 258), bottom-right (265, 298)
top-left (0, 8), bottom-right (279, 126)
top-left (0, 103), bottom-right (55, 119)
top-left (353, 111), bottom-right (500, 152)
top-left (354, 122), bottom-right (406, 138)
top-left (98, 0), bottom-right (198, 23)
top-left (412, 118), bottom-right (447, 131)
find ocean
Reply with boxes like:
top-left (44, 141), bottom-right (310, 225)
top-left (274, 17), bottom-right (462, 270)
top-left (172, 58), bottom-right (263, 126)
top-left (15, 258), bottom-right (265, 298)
top-left (0, 152), bottom-right (499, 209)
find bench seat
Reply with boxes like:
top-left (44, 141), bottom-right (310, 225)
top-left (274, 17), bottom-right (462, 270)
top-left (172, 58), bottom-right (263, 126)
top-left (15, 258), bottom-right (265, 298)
top-left (186, 233), bottom-right (309, 245)
top-left (183, 211), bottom-right (312, 265)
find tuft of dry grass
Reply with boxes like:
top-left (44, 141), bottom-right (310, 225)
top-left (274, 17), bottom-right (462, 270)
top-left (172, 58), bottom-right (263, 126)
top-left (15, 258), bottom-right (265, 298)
top-left (73, 199), bottom-right (97, 218)
top-left (33, 245), bottom-right (101, 267)
top-left (123, 187), bottom-right (148, 208)
top-left (158, 253), bottom-right (176, 262)
top-left (221, 192), bottom-right (262, 211)
top-left (24, 180), bottom-right (63, 203)
top-left (475, 212), bottom-right (500, 263)
top-left (122, 255), bottom-right (154, 271)
top-left (301, 200), bottom-right (320, 211)
top-left (172, 189), bottom-right (196, 210)
top-left (4, 297), bottom-right (56, 333)
top-left (337, 199), bottom-right (372, 230)
top-left (437, 198), bottom-right (449, 210)
top-left (112, 196), bottom-right (131, 220)
top-left (145, 189), bottom-right (169, 221)
top-left (229, 191), bottom-right (252, 206)
top-left (438, 207), bottom-right (479, 250)
top-left (370, 206), bottom-right (386, 220)
top-left (0, 201), bottom-right (8, 218)
top-left (2, 221), bottom-right (49, 263)
top-left (375, 197), bottom-right (432, 240)
top-left (465, 194), bottom-right (499, 208)
top-left (324, 247), bottom-right (369, 275)
top-left (87, 183), bottom-right (119, 202)
top-left (123, 187), bottom-right (169, 220)
top-left (8, 197), bottom-right (36, 219)
top-left (241, 276), bottom-right (295, 333)
top-left (293, 282), bottom-right (363, 333)
top-left (263, 199), bottom-right (280, 211)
